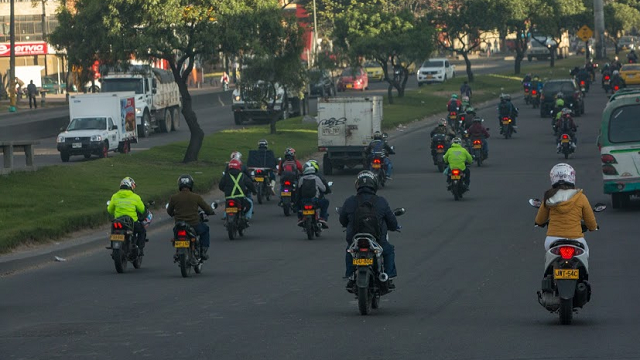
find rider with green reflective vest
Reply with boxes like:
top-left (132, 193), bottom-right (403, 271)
top-left (444, 138), bottom-right (473, 189)
top-left (107, 177), bottom-right (148, 254)
top-left (218, 159), bottom-right (257, 220)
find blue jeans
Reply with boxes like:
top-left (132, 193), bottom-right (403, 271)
top-left (345, 240), bottom-right (396, 278)
top-left (193, 222), bottom-right (210, 248)
top-left (222, 195), bottom-right (253, 220)
top-left (482, 138), bottom-right (489, 156)
top-left (297, 197), bottom-right (329, 220)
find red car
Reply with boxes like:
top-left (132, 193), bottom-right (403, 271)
top-left (337, 67), bottom-right (369, 92)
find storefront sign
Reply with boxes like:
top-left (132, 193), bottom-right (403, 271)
top-left (0, 42), bottom-right (48, 57)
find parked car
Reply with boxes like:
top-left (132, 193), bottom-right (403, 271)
top-left (619, 64), bottom-right (640, 85)
top-left (308, 69), bottom-right (336, 97)
top-left (337, 67), bottom-right (368, 92)
top-left (416, 58), bottom-right (455, 85)
top-left (363, 62), bottom-right (384, 82)
top-left (540, 79), bottom-right (585, 117)
top-left (41, 76), bottom-right (67, 94)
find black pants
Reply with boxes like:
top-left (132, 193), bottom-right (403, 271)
top-left (29, 95), bottom-right (37, 108)
top-left (134, 222), bottom-right (146, 249)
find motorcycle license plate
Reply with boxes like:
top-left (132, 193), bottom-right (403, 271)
top-left (110, 234), bottom-right (125, 241)
top-left (346, 84), bottom-right (353, 89)
top-left (174, 240), bottom-right (190, 248)
top-left (473, 144), bottom-right (482, 149)
top-left (436, 149), bottom-right (444, 153)
top-left (502, 121), bottom-right (510, 125)
top-left (451, 175), bottom-right (461, 180)
top-left (371, 163), bottom-right (381, 169)
top-left (226, 207), bottom-right (238, 213)
top-left (302, 209), bottom-right (315, 215)
top-left (281, 192), bottom-right (291, 197)
top-left (353, 258), bottom-right (373, 266)
top-left (554, 269), bottom-right (579, 280)
top-left (605, 81), bottom-right (610, 85)
top-left (255, 177), bottom-right (264, 182)
top-left (561, 139), bottom-right (570, 143)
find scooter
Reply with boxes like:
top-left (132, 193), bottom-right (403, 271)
top-left (528, 199), bottom-right (606, 325)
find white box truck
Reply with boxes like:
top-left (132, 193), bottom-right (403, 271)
top-left (317, 96), bottom-right (383, 175)
top-left (100, 65), bottom-right (181, 137)
top-left (56, 92), bottom-right (137, 162)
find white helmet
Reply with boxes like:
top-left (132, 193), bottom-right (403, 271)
top-left (303, 165), bottom-right (316, 175)
top-left (550, 163), bottom-right (576, 187)
top-left (452, 137), bottom-right (462, 145)
top-left (230, 151), bottom-right (242, 161)
top-left (462, 95), bottom-right (469, 102)
top-left (613, 70), bottom-right (619, 76)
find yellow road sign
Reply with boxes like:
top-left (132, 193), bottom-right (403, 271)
top-left (578, 25), bottom-right (593, 42)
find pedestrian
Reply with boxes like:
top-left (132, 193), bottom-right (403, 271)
top-left (487, 43), bottom-right (492, 57)
top-left (220, 71), bottom-right (229, 91)
top-left (27, 80), bottom-right (38, 109)
top-left (493, 39), bottom-right (499, 53)
top-left (460, 81), bottom-right (472, 101)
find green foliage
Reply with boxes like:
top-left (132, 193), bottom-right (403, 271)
top-left (605, 2), bottom-right (640, 47)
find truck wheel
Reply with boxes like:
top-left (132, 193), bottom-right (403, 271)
top-left (234, 112), bottom-right (243, 125)
top-left (138, 113), bottom-right (150, 138)
top-left (99, 142), bottom-right (109, 159)
top-left (323, 154), bottom-right (333, 176)
top-left (171, 108), bottom-right (180, 131)
top-left (60, 151), bottom-right (70, 162)
top-left (160, 110), bottom-right (171, 133)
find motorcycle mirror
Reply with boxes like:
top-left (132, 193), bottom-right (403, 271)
top-left (211, 201), bottom-right (218, 209)
top-left (106, 201), bottom-right (110, 206)
top-left (390, 145), bottom-right (395, 151)
top-left (147, 200), bottom-right (156, 206)
top-left (328, 181), bottom-right (334, 187)
top-left (393, 207), bottom-right (406, 216)
top-left (165, 203), bottom-right (169, 209)
top-left (528, 198), bottom-right (542, 208)
top-left (222, 171), bottom-right (225, 175)
top-left (335, 206), bottom-right (342, 214)
top-left (593, 203), bottom-right (607, 212)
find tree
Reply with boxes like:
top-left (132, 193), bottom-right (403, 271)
top-left (102, 0), bottom-right (222, 163)
top-left (605, 2), bottom-right (640, 54)
top-left (218, 0), bottom-right (306, 134)
top-left (493, 0), bottom-right (534, 74)
top-left (428, 0), bottom-right (499, 82)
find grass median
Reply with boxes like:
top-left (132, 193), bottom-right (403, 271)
top-left (0, 56), bottom-right (586, 253)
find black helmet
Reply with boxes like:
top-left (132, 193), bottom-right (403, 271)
top-left (258, 139), bottom-right (268, 149)
top-left (178, 174), bottom-right (194, 191)
top-left (373, 131), bottom-right (383, 140)
top-left (355, 170), bottom-right (378, 192)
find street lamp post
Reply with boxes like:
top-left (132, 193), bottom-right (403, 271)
top-left (42, 0), bottom-right (48, 76)
top-left (9, 0), bottom-right (17, 112)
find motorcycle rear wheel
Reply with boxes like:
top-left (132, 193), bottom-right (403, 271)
top-left (257, 186), bottom-right (263, 204)
top-left (113, 249), bottom-right (127, 273)
top-left (133, 254), bottom-right (142, 269)
top-left (179, 253), bottom-right (191, 278)
top-left (358, 286), bottom-right (372, 315)
top-left (306, 220), bottom-right (314, 240)
top-left (283, 206), bottom-right (291, 217)
top-left (228, 225), bottom-right (236, 240)
top-left (559, 298), bottom-right (573, 325)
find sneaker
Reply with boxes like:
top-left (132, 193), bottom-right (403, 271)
top-left (345, 279), bottom-right (355, 292)
top-left (297, 219), bottom-right (305, 227)
top-left (385, 176), bottom-right (392, 180)
top-left (319, 218), bottom-right (329, 229)
top-left (201, 248), bottom-right (209, 260)
top-left (387, 280), bottom-right (396, 289)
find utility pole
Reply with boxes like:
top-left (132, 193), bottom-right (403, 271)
top-left (594, 0), bottom-right (606, 59)
top-left (42, 0), bottom-right (48, 76)
top-left (9, 0), bottom-right (16, 112)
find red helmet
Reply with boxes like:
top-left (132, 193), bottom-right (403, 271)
top-left (228, 159), bottom-right (242, 170)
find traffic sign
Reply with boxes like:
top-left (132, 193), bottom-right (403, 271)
top-left (577, 25), bottom-right (593, 42)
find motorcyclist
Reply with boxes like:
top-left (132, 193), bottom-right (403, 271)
top-left (226, 151), bottom-right (252, 178)
top-left (497, 93), bottom-right (518, 132)
top-left (628, 49), bottom-right (638, 63)
top-left (611, 56), bottom-right (622, 71)
top-left (534, 163), bottom-right (598, 258)
top-left (460, 81), bottom-right (472, 102)
top-left (340, 170), bottom-right (400, 290)
top-left (467, 117), bottom-right (490, 159)
top-left (570, 66), bottom-right (580, 77)
top-left (167, 174), bottom-right (216, 260)
top-left (365, 131), bottom-right (395, 179)
top-left (555, 109), bottom-right (578, 152)
top-left (531, 75), bottom-right (543, 93)
top-left (461, 95), bottom-right (470, 112)
top-left (307, 159), bottom-right (332, 197)
top-left (601, 64), bottom-right (612, 89)
top-left (107, 177), bottom-right (148, 255)
top-left (444, 137), bottom-right (473, 189)
top-left (447, 93), bottom-right (462, 112)
top-left (585, 59), bottom-right (596, 81)
top-left (247, 139), bottom-right (278, 195)
top-left (277, 147), bottom-right (303, 205)
top-left (219, 159), bottom-right (257, 221)
top-left (462, 107), bottom-right (476, 130)
top-left (522, 73), bottom-right (532, 84)
top-left (576, 67), bottom-right (591, 91)
top-left (611, 70), bottom-right (625, 91)
top-left (296, 163), bottom-right (329, 227)
top-left (430, 119), bottom-right (455, 162)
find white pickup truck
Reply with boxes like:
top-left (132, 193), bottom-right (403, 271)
top-left (56, 92), bottom-right (137, 162)
top-left (416, 58), bottom-right (456, 85)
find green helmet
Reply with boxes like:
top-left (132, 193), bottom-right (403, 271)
top-left (466, 106), bottom-right (476, 114)
top-left (451, 94), bottom-right (458, 99)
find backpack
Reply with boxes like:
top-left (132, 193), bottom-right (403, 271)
top-left (353, 194), bottom-right (381, 240)
top-left (298, 177), bottom-right (317, 199)
top-left (498, 102), bottom-right (511, 117)
top-left (447, 101), bottom-right (459, 112)
top-left (282, 160), bottom-right (298, 174)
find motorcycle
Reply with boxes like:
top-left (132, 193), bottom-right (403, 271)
top-left (169, 202), bottom-right (217, 278)
top-left (447, 167), bottom-right (467, 201)
top-left (370, 151), bottom-right (388, 187)
top-left (344, 207), bottom-right (406, 315)
top-left (602, 74), bottom-right (611, 93)
top-left (578, 79), bottom-right (588, 96)
top-left (501, 116), bottom-right (514, 139)
top-left (612, 83), bottom-right (622, 95)
top-left (224, 198), bottom-right (249, 240)
top-left (531, 88), bottom-right (541, 108)
top-left (457, 113), bottom-right (468, 136)
top-left (447, 110), bottom-right (458, 128)
top-left (280, 178), bottom-right (297, 216)
top-left (559, 133), bottom-right (575, 159)
top-left (523, 82), bottom-right (532, 104)
top-left (431, 134), bottom-right (448, 172)
top-left (471, 137), bottom-right (487, 166)
top-left (299, 182), bottom-right (332, 240)
top-left (528, 199), bottom-right (606, 325)
top-left (250, 167), bottom-right (273, 204)
top-left (106, 201), bottom-right (153, 274)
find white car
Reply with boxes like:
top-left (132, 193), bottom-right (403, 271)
top-left (417, 58), bottom-right (455, 85)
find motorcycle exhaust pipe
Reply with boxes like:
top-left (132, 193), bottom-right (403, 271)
top-left (378, 272), bottom-right (389, 282)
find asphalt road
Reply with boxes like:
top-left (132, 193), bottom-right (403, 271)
top-left (4, 56), bottom-right (520, 169)
top-left (2, 81), bottom-right (640, 359)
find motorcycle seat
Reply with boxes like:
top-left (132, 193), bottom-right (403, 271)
top-left (549, 239), bottom-right (585, 249)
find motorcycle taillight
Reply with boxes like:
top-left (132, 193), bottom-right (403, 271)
top-left (451, 169), bottom-right (461, 176)
top-left (177, 230), bottom-right (187, 237)
top-left (304, 205), bottom-right (314, 210)
top-left (562, 134), bottom-right (569, 139)
top-left (227, 200), bottom-right (236, 207)
top-left (437, 144), bottom-right (444, 149)
top-left (559, 246), bottom-right (576, 259)
top-left (373, 158), bottom-right (381, 164)
top-left (532, 90), bottom-right (537, 95)
top-left (357, 238), bottom-right (369, 248)
top-left (473, 140), bottom-right (481, 145)
top-left (605, 75), bottom-right (610, 81)
top-left (113, 222), bottom-right (123, 229)
top-left (284, 181), bottom-right (291, 186)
